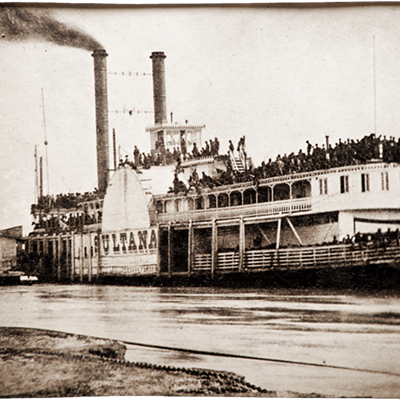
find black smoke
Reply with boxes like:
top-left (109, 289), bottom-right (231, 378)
top-left (0, 6), bottom-right (102, 51)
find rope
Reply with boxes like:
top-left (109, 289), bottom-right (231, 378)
top-left (8, 326), bottom-right (400, 378)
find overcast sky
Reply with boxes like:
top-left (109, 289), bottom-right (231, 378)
top-left (1, 3), bottom-right (400, 234)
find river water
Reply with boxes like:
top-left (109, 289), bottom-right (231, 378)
top-left (1, 284), bottom-right (400, 397)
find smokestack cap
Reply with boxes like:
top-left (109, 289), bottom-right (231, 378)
top-left (92, 49), bottom-right (108, 57)
top-left (150, 51), bottom-right (166, 59)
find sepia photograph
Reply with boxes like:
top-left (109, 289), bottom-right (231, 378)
top-left (1, 2), bottom-right (400, 397)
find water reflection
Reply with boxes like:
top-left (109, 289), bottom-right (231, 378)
top-left (1, 285), bottom-right (400, 397)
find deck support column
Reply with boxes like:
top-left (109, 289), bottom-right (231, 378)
top-left (188, 220), bottom-right (193, 276)
top-left (80, 233), bottom-right (84, 282)
top-left (66, 237), bottom-right (70, 279)
top-left (57, 235), bottom-right (61, 282)
top-left (168, 223), bottom-right (172, 278)
top-left (239, 217), bottom-right (245, 272)
top-left (52, 239), bottom-right (56, 279)
top-left (70, 233), bottom-right (75, 282)
top-left (88, 233), bottom-right (92, 283)
top-left (97, 229), bottom-right (101, 279)
top-left (156, 224), bottom-right (161, 277)
top-left (211, 219), bottom-right (217, 280)
top-left (276, 218), bottom-right (282, 250)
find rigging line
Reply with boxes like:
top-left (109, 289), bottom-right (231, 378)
top-left (41, 88), bottom-right (50, 195)
top-left (14, 326), bottom-right (400, 378)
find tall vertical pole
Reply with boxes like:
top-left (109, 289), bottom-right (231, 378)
top-left (92, 49), bottom-right (110, 194)
top-left (113, 128), bottom-right (117, 171)
top-left (41, 88), bottom-right (50, 195)
top-left (150, 52), bottom-right (168, 125)
top-left (39, 157), bottom-right (43, 200)
top-left (34, 145), bottom-right (38, 204)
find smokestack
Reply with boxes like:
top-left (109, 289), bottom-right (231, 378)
top-left (92, 49), bottom-right (110, 194)
top-left (150, 51), bottom-right (167, 125)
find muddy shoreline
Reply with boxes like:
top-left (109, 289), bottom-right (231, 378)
top-left (0, 327), bottom-right (327, 397)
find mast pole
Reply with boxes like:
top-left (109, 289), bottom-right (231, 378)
top-left (41, 88), bottom-right (50, 195)
top-left (34, 144), bottom-right (38, 204)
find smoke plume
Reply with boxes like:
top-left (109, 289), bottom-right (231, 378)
top-left (0, 6), bottom-right (102, 51)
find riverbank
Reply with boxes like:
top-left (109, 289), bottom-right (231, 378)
top-left (0, 327), bottom-right (325, 397)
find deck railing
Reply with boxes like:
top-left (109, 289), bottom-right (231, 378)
top-left (158, 197), bottom-right (312, 224)
top-left (193, 242), bottom-right (400, 272)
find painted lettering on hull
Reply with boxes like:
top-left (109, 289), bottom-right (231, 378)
top-left (101, 229), bottom-right (157, 256)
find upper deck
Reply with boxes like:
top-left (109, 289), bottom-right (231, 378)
top-left (153, 161), bottom-right (400, 226)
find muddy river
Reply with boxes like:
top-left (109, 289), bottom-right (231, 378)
top-left (1, 284), bottom-right (400, 397)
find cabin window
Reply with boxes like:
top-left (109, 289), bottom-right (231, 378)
top-left (361, 173), bottom-right (370, 192)
top-left (274, 183), bottom-right (290, 201)
top-left (340, 175), bottom-right (349, 193)
top-left (230, 191), bottom-right (242, 206)
top-left (174, 199), bottom-right (181, 213)
top-left (195, 196), bottom-right (204, 210)
top-left (319, 178), bottom-right (328, 195)
top-left (187, 197), bottom-right (195, 211)
top-left (258, 186), bottom-right (272, 203)
top-left (218, 193), bottom-right (229, 208)
top-left (165, 200), bottom-right (174, 213)
top-left (156, 201), bottom-right (164, 214)
top-left (381, 172), bottom-right (389, 190)
top-left (244, 189), bottom-right (257, 205)
top-left (207, 194), bottom-right (216, 209)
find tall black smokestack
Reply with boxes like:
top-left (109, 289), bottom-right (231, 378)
top-left (150, 51), bottom-right (167, 125)
top-left (92, 49), bottom-right (110, 194)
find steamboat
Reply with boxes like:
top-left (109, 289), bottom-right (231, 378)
top-left (21, 50), bottom-right (400, 287)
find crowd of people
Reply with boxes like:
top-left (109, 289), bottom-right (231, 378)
top-left (31, 190), bottom-right (101, 213)
top-left (169, 133), bottom-right (400, 194)
top-left (252, 134), bottom-right (400, 179)
top-left (121, 138), bottom-right (221, 170)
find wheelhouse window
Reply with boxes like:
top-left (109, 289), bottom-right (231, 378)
top-left (361, 173), bottom-right (370, 192)
top-left (319, 178), bottom-right (328, 195)
top-left (381, 172), bottom-right (389, 190)
top-left (340, 175), bottom-right (349, 193)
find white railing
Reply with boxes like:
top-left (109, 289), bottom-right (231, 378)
top-left (158, 197), bottom-right (312, 224)
top-left (193, 243), bottom-right (400, 272)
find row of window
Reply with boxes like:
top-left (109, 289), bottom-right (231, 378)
top-left (319, 172), bottom-right (390, 195)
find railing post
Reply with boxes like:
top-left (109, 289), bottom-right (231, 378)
top-left (211, 219), bottom-right (217, 279)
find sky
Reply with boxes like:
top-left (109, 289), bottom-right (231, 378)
top-left (1, 3), bottom-right (400, 235)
